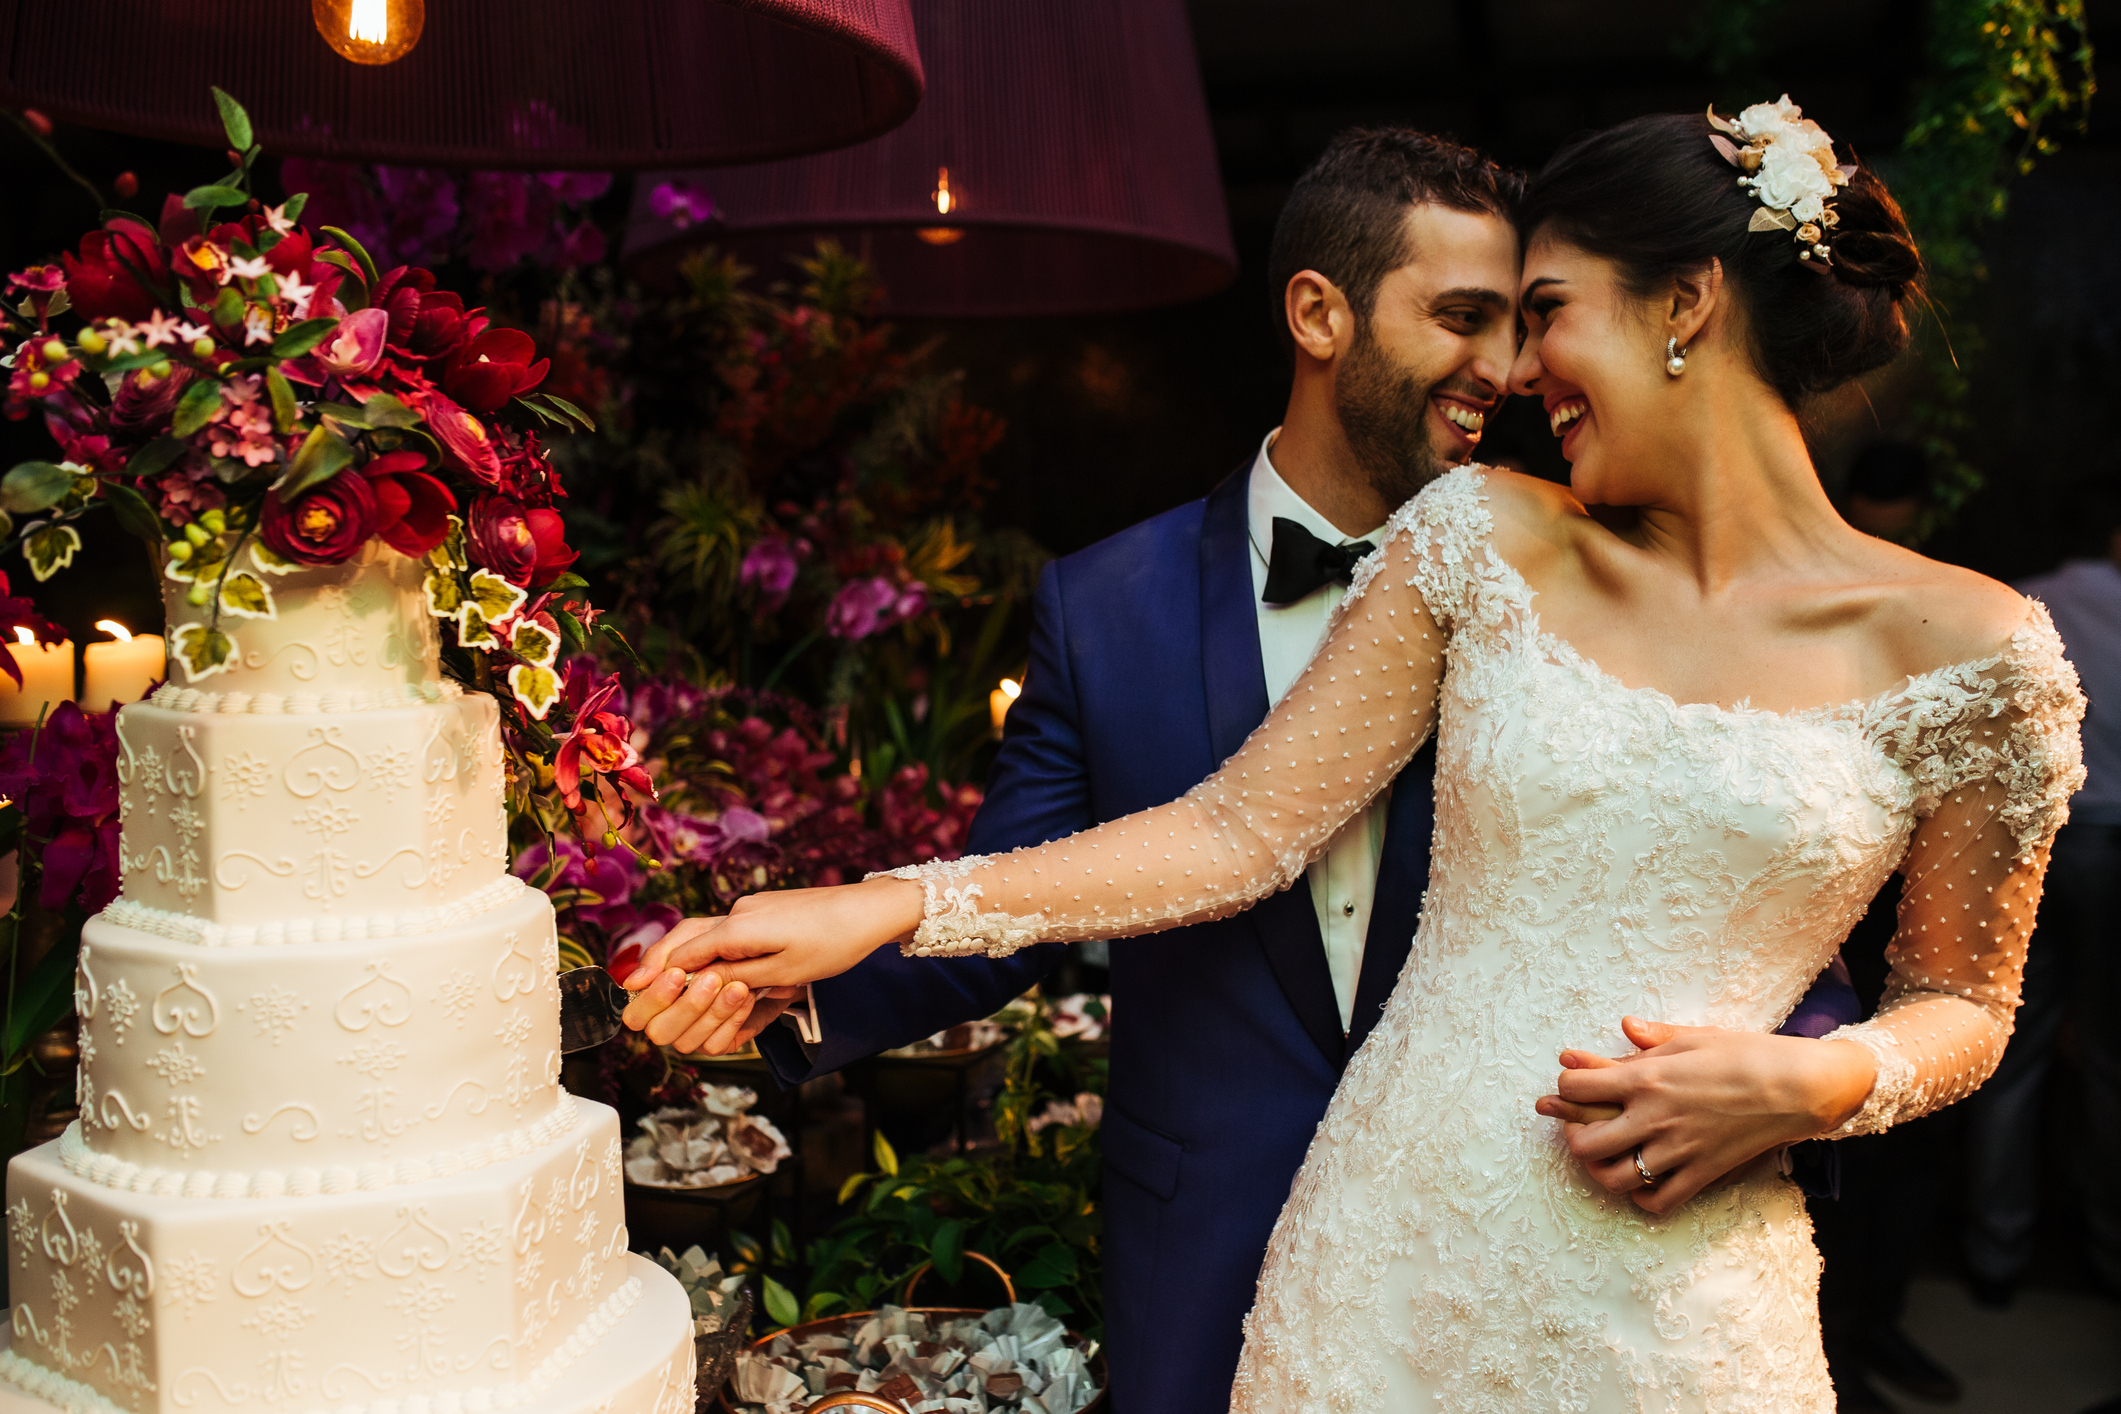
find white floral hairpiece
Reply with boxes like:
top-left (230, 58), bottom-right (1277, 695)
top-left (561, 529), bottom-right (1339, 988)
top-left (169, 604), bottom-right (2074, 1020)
top-left (1708, 95), bottom-right (1858, 265)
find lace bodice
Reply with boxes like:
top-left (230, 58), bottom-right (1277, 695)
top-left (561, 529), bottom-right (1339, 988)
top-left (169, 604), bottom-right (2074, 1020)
top-left (883, 468), bottom-right (2086, 1138)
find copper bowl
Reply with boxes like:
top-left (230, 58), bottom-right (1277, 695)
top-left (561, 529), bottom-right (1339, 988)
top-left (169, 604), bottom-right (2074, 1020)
top-left (717, 1257), bottom-right (1106, 1414)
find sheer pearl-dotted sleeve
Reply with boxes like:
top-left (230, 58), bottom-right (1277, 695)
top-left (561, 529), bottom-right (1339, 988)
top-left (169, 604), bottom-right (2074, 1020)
top-left (1821, 604), bottom-right (2086, 1137)
top-left (872, 467), bottom-right (1494, 958)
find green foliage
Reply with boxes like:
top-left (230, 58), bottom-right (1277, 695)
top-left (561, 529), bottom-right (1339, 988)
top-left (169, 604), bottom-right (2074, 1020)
top-left (547, 243), bottom-right (1039, 788)
top-left (1892, 0), bottom-right (2094, 537)
top-left (792, 996), bottom-right (1108, 1334)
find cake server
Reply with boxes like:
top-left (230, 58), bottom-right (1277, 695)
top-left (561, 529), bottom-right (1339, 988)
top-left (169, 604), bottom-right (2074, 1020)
top-left (557, 967), bottom-right (819, 1052)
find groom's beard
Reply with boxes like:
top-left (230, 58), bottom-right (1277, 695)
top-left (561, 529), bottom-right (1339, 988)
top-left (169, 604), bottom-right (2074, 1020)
top-left (1333, 322), bottom-right (1456, 509)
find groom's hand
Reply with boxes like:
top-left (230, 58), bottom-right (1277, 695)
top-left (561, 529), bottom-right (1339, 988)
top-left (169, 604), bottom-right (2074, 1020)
top-left (1534, 1015), bottom-right (1877, 1216)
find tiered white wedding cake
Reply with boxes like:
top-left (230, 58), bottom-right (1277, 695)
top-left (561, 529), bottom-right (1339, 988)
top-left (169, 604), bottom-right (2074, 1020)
top-left (0, 550), bottom-right (696, 1413)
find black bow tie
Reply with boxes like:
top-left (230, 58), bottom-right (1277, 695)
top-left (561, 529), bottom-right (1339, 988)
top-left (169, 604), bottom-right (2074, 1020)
top-left (1263, 517), bottom-right (1375, 606)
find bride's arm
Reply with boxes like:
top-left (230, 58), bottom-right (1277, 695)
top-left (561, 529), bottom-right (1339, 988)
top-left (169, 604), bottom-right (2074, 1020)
top-left (1540, 610), bottom-right (2085, 1214)
top-left (622, 471), bottom-right (1487, 1028)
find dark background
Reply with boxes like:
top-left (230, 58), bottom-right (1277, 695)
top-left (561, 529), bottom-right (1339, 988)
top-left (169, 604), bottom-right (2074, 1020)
top-left (4, 0), bottom-right (2118, 637)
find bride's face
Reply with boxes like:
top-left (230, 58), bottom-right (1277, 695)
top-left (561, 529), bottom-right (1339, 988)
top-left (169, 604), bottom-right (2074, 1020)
top-left (1508, 231), bottom-right (1672, 505)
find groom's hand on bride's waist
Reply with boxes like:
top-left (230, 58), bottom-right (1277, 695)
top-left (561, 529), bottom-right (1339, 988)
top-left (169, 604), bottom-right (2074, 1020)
top-left (1533, 1015), bottom-right (1878, 1217)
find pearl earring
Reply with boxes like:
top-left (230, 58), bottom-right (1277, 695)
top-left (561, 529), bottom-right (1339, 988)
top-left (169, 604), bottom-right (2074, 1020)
top-left (1666, 337), bottom-right (1688, 377)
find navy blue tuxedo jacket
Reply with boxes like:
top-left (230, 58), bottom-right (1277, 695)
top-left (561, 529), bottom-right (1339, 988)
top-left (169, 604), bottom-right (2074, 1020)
top-left (760, 466), bottom-right (1857, 1413)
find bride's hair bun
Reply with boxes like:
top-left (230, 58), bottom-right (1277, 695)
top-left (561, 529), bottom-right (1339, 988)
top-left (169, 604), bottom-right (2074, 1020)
top-left (1519, 112), bottom-right (1926, 403)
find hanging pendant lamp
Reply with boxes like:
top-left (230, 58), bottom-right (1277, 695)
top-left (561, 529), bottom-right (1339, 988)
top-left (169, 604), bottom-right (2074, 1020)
top-left (623, 0), bottom-right (1236, 316)
top-left (0, 0), bottom-right (923, 170)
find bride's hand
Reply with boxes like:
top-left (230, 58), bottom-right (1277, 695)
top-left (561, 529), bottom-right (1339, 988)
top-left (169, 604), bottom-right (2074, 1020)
top-left (618, 876), bottom-right (926, 1052)
top-left (1533, 1015), bottom-right (1877, 1217)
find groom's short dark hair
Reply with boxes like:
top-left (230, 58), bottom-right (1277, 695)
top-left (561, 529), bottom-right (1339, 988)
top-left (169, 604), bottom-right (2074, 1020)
top-left (1269, 129), bottom-right (1522, 354)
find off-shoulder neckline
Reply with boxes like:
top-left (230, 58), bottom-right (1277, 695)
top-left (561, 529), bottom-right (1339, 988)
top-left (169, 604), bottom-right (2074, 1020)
top-left (1414, 466), bottom-right (2046, 726)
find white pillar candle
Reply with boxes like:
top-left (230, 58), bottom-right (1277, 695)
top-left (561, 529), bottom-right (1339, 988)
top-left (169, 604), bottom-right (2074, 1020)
top-left (990, 677), bottom-right (1021, 735)
top-left (0, 628), bottom-right (74, 726)
top-left (82, 621), bottom-right (166, 712)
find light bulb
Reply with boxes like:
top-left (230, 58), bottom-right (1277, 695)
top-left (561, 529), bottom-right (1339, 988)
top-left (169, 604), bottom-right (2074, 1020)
top-left (311, 0), bottom-right (424, 65)
top-left (919, 166), bottom-right (966, 247)
top-left (96, 620), bottom-right (133, 643)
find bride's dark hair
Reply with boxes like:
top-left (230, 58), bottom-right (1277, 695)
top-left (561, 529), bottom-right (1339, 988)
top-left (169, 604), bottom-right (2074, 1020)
top-left (1519, 112), bottom-right (1924, 404)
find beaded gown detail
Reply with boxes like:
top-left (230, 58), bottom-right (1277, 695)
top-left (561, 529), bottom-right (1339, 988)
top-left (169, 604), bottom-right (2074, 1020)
top-left (881, 468), bottom-right (2085, 1412)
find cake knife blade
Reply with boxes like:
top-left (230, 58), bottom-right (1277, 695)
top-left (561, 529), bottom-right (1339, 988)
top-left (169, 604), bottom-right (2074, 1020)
top-left (557, 966), bottom-right (633, 1053)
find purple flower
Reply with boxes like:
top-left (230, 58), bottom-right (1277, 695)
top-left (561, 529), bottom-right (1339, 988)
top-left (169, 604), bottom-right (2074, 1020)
top-left (551, 220), bottom-right (607, 270)
top-left (540, 171), bottom-right (614, 205)
top-left (739, 538), bottom-right (802, 612)
top-left (650, 181), bottom-right (716, 230)
top-left (513, 833), bottom-right (646, 933)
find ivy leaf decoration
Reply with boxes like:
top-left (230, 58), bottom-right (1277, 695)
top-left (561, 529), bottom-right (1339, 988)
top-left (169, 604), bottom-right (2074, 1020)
top-left (427, 515), bottom-right (469, 572)
top-left (509, 616), bottom-right (559, 668)
top-left (169, 622), bottom-right (237, 682)
top-left (218, 570), bottom-right (277, 620)
top-left (458, 603), bottom-right (500, 650)
top-left (508, 663), bottom-right (560, 719)
top-left (21, 523), bottom-right (82, 581)
top-left (423, 566), bottom-right (466, 620)
top-left (466, 569), bottom-right (527, 625)
top-left (250, 540), bottom-right (300, 577)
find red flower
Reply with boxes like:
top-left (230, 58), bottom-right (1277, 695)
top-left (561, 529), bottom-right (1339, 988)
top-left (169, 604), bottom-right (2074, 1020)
top-left (260, 471), bottom-right (379, 565)
top-left (0, 571), bottom-right (65, 690)
top-left (61, 222), bottom-right (169, 323)
top-left (373, 267), bottom-right (484, 366)
top-left (363, 451), bottom-right (457, 558)
top-left (524, 508), bottom-right (577, 585)
top-left (0, 702), bottom-right (122, 914)
top-left (423, 393), bottom-right (503, 487)
top-left (553, 675), bottom-right (655, 816)
top-left (441, 328), bottom-right (549, 414)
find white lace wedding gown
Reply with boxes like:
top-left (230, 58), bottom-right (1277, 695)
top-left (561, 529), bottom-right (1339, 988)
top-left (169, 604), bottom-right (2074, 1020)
top-left (884, 468), bottom-right (2086, 1412)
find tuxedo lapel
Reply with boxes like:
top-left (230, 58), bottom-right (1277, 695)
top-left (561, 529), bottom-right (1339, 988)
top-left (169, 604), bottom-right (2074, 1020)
top-left (1347, 740), bottom-right (1437, 1053)
top-left (1198, 466), bottom-right (1347, 1070)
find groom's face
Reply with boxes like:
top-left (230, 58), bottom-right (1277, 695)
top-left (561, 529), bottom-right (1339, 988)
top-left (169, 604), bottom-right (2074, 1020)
top-left (1335, 203), bottom-right (1521, 504)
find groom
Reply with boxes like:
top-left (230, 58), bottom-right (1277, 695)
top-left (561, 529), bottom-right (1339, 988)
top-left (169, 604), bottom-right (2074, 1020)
top-left (639, 129), bottom-right (1857, 1411)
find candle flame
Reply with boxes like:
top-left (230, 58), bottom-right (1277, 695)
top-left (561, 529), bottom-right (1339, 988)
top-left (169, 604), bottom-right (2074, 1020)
top-left (96, 619), bottom-right (133, 643)
top-left (1000, 677), bottom-right (1021, 700)
top-left (349, 0), bottom-right (389, 44)
top-left (12, 628), bottom-right (32, 646)
top-left (933, 167), bottom-right (955, 216)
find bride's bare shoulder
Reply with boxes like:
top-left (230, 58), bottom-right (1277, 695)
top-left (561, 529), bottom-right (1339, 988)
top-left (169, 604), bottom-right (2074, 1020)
top-left (1462, 466), bottom-right (1590, 575)
top-left (1858, 537), bottom-right (2032, 677)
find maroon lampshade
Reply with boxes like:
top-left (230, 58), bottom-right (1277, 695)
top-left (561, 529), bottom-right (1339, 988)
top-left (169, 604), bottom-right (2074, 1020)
top-left (624, 0), bottom-right (1236, 315)
top-left (0, 0), bottom-right (923, 170)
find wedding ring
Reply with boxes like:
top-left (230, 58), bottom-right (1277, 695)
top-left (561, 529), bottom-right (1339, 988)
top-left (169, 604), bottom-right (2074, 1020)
top-left (1633, 1148), bottom-right (1660, 1188)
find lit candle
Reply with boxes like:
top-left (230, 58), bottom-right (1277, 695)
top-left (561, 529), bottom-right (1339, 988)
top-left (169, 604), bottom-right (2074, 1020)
top-left (990, 677), bottom-right (1021, 735)
top-left (0, 627), bottom-right (73, 726)
top-left (82, 620), bottom-right (165, 712)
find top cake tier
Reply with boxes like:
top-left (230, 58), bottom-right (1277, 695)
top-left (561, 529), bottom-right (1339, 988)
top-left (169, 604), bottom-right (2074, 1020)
top-left (162, 544), bottom-right (441, 703)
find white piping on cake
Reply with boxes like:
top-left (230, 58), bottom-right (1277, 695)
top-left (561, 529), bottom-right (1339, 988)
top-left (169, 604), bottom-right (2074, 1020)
top-left (100, 874), bottom-right (528, 947)
top-left (148, 678), bottom-right (462, 714)
top-left (0, 1272), bottom-right (645, 1413)
top-left (56, 1091), bottom-right (578, 1199)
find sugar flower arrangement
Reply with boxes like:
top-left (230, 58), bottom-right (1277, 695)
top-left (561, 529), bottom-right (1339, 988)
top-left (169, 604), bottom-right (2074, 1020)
top-left (0, 91), bottom-right (652, 844)
top-left (1707, 94), bottom-right (1857, 263)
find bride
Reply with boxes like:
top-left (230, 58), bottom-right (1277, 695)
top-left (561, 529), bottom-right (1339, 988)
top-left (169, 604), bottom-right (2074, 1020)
top-left (624, 100), bottom-right (2083, 1410)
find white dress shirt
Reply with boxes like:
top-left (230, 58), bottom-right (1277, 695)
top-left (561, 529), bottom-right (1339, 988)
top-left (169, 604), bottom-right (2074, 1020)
top-left (1247, 431), bottom-right (1391, 1031)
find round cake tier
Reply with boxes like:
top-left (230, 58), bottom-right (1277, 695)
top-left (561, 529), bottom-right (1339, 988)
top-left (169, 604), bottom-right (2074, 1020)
top-left (162, 545), bottom-right (442, 701)
top-left (0, 1102), bottom-right (695, 1414)
top-left (73, 884), bottom-right (561, 1185)
top-left (112, 693), bottom-right (506, 925)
